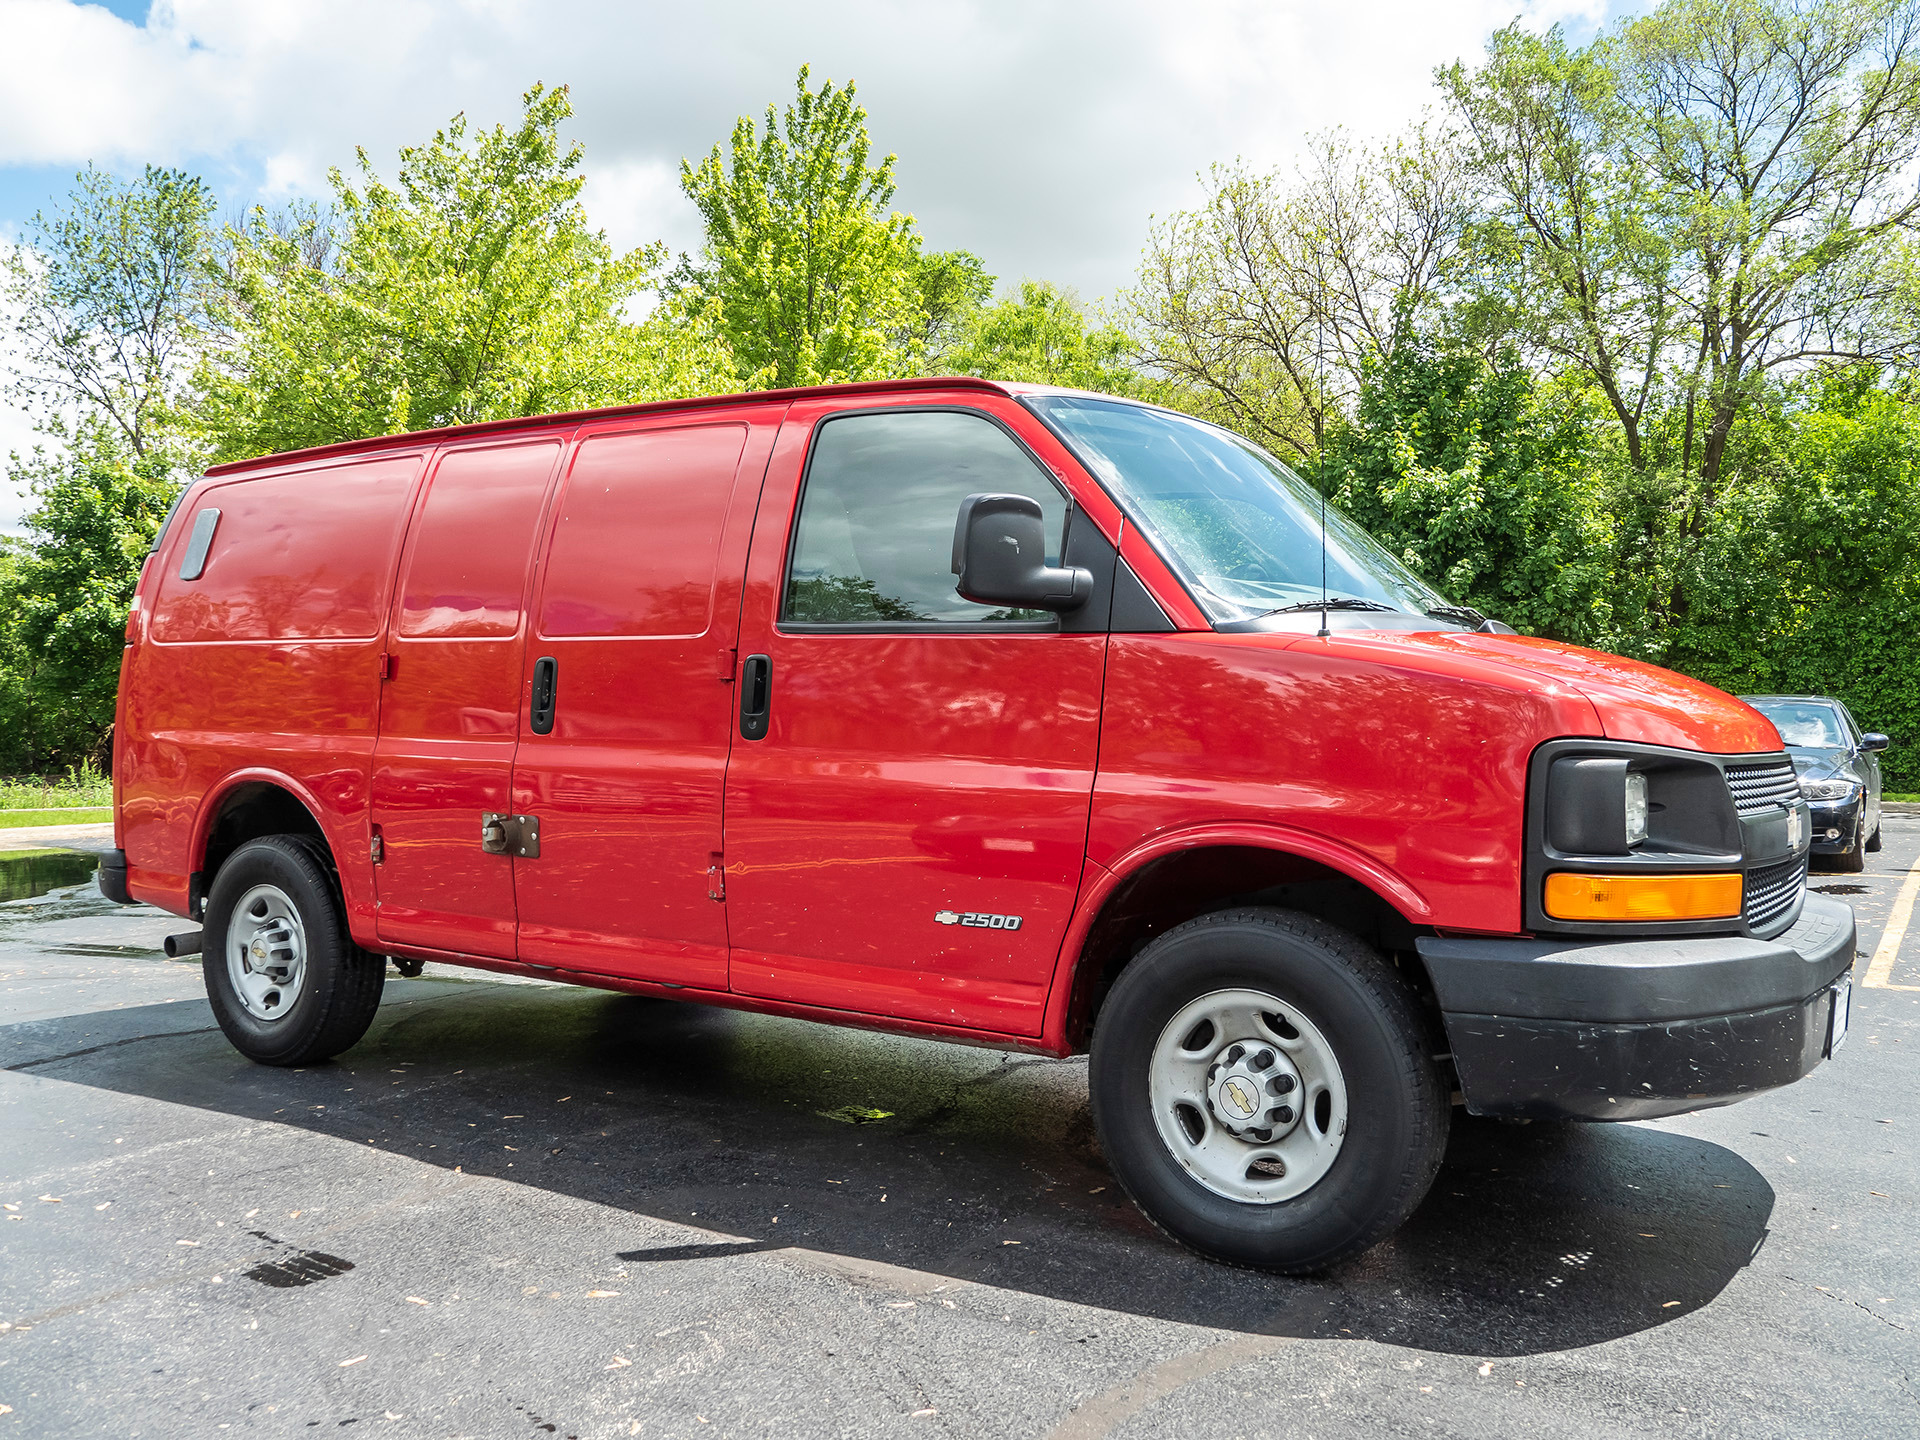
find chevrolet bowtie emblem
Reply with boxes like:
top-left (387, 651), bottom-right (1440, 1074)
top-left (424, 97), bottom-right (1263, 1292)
top-left (1223, 1078), bottom-right (1256, 1118)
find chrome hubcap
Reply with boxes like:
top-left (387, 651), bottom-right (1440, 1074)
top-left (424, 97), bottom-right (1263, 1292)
top-left (226, 884), bottom-right (308, 1021)
top-left (1148, 988), bottom-right (1348, 1203)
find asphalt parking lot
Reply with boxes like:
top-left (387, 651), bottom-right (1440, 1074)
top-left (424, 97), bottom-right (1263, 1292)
top-left (3, 825), bottom-right (1917, 1439)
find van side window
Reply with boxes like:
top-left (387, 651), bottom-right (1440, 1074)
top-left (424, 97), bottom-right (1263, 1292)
top-left (399, 442), bottom-right (560, 638)
top-left (784, 410), bottom-right (1068, 626)
top-left (539, 425), bottom-right (747, 638)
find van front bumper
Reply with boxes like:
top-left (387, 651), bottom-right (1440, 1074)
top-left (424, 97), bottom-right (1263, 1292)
top-left (1415, 894), bottom-right (1856, 1121)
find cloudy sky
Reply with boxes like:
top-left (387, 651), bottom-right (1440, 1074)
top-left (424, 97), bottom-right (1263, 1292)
top-left (0, 0), bottom-right (1647, 528)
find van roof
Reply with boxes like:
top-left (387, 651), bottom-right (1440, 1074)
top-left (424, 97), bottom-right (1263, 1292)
top-left (203, 376), bottom-right (1030, 476)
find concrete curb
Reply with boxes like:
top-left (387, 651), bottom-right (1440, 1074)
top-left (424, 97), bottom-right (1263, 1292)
top-left (0, 822), bottom-right (116, 853)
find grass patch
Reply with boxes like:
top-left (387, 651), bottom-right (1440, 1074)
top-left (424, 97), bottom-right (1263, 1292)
top-left (0, 763), bottom-right (112, 811)
top-left (1886, 793), bottom-right (1920, 803)
top-left (0, 807), bottom-right (112, 829)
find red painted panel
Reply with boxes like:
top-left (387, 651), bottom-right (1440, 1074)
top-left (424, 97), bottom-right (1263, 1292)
top-left (536, 425), bottom-right (747, 638)
top-left (151, 458), bottom-right (415, 643)
top-left (1088, 632), bottom-right (1605, 937)
top-left (510, 413), bottom-right (777, 987)
top-left (121, 457), bottom-right (423, 925)
top-left (372, 439), bottom-right (564, 956)
top-left (1313, 630), bottom-right (1779, 754)
top-left (722, 396), bottom-right (1106, 1035)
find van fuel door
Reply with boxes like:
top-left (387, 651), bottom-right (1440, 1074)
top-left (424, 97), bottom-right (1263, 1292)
top-left (480, 812), bottom-right (541, 858)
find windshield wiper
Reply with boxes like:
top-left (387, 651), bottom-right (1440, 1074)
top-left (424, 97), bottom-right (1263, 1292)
top-left (1257, 598), bottom-right (1398, 617)
top-left (1423, 603), bottom-right (1488, 627)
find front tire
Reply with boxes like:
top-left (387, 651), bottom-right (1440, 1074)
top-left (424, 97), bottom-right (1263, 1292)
top-left (203, 836), bottom-right (385, 1066)
top-left (1089, 908), bottom-right (1448, 1273)
top-left (1833, 814), bottom-right (1867, 873)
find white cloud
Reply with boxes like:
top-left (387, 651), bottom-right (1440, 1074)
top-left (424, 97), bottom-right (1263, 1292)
top-left (0, 0), bottom-right (1632, 307)
top-left (0, 402), bottom-right (46, 533)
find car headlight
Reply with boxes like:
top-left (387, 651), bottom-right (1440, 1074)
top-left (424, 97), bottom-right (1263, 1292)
top-left (1545, 756), bottom-right (1649, 854)
top-left (1799, 776), bottom-right (1861, 803)
top-left (1624, 770), bottom-right (1648, 847)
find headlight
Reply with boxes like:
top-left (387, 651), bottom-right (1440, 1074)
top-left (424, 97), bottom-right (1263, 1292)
top-left (1545, 756), bottom-right (1648, 854)
top-left (1624, 770), bottom-right (1648, 847)
top-left (1799, 776), bottom-right (1861, 803)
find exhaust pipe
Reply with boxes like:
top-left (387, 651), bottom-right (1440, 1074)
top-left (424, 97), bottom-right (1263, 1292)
top-left (163, 930), bottom-right (203, 959)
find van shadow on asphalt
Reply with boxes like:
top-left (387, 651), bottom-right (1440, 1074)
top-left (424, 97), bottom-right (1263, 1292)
top-left (2, 977), bottom-right (1776, 1357)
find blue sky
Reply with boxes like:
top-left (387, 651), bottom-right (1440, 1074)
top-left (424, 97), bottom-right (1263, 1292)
top-left (0, 0), bottom-right (1649, 526)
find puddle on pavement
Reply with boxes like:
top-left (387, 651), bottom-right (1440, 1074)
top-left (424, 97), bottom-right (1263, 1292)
top-left (243, 1231), bottom-right (356, 1288)
top-left (0, 849), bottom-right (98, 903)
top-left (1811, 883), bottom-right (1868, 895)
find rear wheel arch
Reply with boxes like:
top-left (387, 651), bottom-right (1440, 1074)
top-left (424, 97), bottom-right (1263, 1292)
top-left (194, 777), bottom-right (333, 911)
top-left (1059, 838), bottom-right (1440, 1053)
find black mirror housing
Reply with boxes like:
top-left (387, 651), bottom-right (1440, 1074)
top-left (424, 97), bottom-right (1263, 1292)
top-left (951, 493), bottom-right (1094, 613)
top-left (1861, 732), bottom-right (1891, 753)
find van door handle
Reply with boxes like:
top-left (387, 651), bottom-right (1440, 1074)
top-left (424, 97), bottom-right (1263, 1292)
top-left (739, 654), bottom-right (771, 740)
top-left (530, 656), bottom-right (558, 735)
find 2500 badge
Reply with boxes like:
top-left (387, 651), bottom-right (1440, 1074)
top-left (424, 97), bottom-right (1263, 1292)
top-left (934, 910), bottom-right (1024, 931)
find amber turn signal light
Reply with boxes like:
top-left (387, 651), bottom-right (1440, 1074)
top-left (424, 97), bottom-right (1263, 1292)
top-left (1543, 872), bottom-right (1742, 922)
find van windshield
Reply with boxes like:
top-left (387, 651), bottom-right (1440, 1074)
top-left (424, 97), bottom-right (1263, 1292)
top-left (1023, 395), bottom-right (1452, 627)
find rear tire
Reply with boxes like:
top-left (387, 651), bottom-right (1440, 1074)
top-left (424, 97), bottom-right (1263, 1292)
top-left (1089, 908), bottom-right (1448, 1274)
top-left (203, 836), bottom-right (385, 1066)
top-left (1866, 823), bottom-right (1882, 854)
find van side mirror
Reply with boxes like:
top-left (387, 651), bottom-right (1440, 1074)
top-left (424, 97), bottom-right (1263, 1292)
top-left (1861, 732), bottom-right (1890, 753)
top-left (951, 493), bottom-right (1093, 613)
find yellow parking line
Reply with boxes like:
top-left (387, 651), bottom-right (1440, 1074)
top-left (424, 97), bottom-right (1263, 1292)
top-left (1863, 859), bottom-right (1920, 990)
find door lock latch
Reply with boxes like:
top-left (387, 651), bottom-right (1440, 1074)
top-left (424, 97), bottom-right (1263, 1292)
top-left (481, 813), bottom-right (540, 858)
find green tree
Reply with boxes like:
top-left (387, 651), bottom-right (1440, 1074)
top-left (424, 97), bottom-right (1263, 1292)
top-left (947, 280), bottom-right (1143, 394)
top-left (1126, 128), bottom-right (1472, 458)
top-left (197, 84), bottom-right (725, 461)
top-left (1443, 28), bottom-right (1677, 473)
top-left (681, 66), bottom-right (927, 388)
top-left (1449, 0), bottom-right (1920, 494)
top-left (1, 163), bottom-right (215, 459)
top-left (0, 422), bottom-right (176, 768)
top-left (1319, 325), bottom-right (1611, 642)
top-left (909, 247), bottom-right (995, 369)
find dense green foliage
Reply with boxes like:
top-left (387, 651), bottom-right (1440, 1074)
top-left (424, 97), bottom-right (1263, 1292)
top-left (947, 281), bottom-right (1144, 394)
top-left (678, 67), bottom-right (1002, 388)
top-left (1660, 384), bottom-right (1920, 788)
top-left (1319, 328), bottom-right (1612, 644)
top-left (0, 424), bottom-right (175, 767)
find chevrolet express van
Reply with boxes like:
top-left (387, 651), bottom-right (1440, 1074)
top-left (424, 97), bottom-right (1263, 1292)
top-left (106, 378), bottom-right (1855, 1271)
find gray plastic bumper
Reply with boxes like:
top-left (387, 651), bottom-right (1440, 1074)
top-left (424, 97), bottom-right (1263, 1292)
top-left (1416, 894), bottom-right (1856, 1120)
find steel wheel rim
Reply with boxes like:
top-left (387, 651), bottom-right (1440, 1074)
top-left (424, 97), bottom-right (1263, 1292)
top-left (225, 884), bottom-right (308, 1022)
top-left (1148, 987), bottom-right (1349, 1203)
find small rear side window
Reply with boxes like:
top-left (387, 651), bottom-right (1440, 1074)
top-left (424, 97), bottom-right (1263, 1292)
top-left (783, 410), bottom-right (1066, 626)
top-left (177, 507), bottom-right (221, 580)
top-left (150, 455), bottom-right (419, 643)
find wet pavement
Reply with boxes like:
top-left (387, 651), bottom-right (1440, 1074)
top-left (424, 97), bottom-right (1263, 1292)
top-left (2, 826), bottom-right (1918, 1437)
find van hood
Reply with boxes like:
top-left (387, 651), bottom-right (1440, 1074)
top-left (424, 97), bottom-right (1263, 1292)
top-left (1321, 629), bottom-right (1782, 755)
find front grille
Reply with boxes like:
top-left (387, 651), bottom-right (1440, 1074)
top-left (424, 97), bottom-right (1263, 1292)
top-left (1744, 854), bottom-right (1807, 930)
top-left (1726, 757), bottom-right (1799, 816)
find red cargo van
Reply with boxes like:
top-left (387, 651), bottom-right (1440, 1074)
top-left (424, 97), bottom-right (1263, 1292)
top-left (106, 378), bottom-right (1854, 1271)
